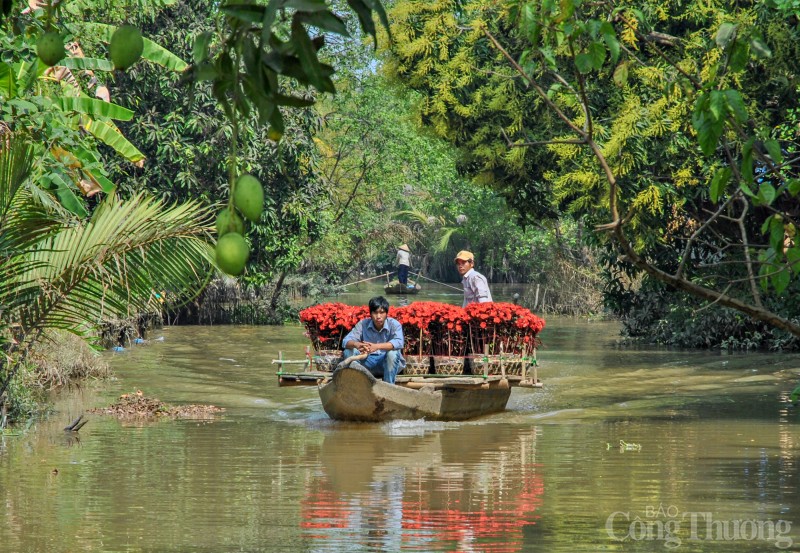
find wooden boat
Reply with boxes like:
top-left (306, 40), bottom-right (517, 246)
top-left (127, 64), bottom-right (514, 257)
top-left (383, 279), bottom-right (420, 295)
top-left (275, 354), bottom-right (542, 422)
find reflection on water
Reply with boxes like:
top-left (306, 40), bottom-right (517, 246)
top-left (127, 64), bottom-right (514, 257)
top-left (2, 310), bottom-right (800, 552)
top-left (303, 424), bottom-right (543, 552)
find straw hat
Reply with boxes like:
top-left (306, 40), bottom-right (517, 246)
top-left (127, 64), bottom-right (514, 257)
top-left (399, 244), bottom-right (410, 252)
top-left (454, 250), bottom-right (474, 262)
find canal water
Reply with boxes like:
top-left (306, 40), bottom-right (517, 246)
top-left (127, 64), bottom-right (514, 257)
top-left (2, 283), bottom-right (800, 552)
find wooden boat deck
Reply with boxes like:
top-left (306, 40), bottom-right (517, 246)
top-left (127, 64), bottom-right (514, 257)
top-left (278, 370), bottom-right (542, 389)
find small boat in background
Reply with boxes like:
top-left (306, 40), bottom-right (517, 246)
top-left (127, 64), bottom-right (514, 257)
top-left (384, 279), bottom-right (420, 295)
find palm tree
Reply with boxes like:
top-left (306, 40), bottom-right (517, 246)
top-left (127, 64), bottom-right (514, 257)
top-left (394, 208), bottom-right (463, 279)
top-left (0, 133), bottom-right (214, 414)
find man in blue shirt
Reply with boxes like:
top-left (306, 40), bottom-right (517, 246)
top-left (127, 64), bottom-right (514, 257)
top-left (342, 296), bottom-right (406, 384)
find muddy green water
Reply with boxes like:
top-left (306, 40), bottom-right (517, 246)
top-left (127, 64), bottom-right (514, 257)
top-left (2, 284), bottom-right (800, 552)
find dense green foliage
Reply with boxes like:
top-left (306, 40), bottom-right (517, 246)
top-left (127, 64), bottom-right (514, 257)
top-left (303, 74), bottom-right (595, 303)
top-left (1, 0), bottom-right (391, 424)
top-left (386, 0), bottom-right (800, 347)
top-left (103, 0), bottom-right (330, 283)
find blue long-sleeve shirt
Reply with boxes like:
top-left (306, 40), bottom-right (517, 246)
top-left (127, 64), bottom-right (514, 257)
top-left (342, 317), bottom-right (406, 369)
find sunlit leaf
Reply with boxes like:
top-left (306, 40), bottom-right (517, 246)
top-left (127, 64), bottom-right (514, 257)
top-left (710, 167), bottom-right (731, 202)
top-left (715, 22), bottom-right (736, 48)
top-left (56, 97), bottom-right (134, 121)
top-left (83, 119), bottom-right (146, 163)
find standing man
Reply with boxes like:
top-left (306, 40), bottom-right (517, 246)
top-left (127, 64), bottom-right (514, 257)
top-left (455, 250), bottom-right (492, 306)
top-left (342, 296), bottom-right (406, 384)
top-left (396, 244), bottom-right (411, 286)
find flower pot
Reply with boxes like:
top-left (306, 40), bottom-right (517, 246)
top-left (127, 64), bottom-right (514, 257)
top-left (313, 350), bottom-right (343, 372)
top-left (432, 356), bottom-right (464, 375)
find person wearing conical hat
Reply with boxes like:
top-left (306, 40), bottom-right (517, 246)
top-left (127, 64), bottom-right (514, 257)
top-left (396, 244), bottom-right (411, 286)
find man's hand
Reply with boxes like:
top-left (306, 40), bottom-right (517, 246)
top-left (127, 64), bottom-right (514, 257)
top-left (359, 342), bottom-right (375, 353)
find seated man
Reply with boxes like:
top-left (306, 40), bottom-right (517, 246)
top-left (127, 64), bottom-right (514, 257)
top-left (341, 296), bottom-right (406, 384)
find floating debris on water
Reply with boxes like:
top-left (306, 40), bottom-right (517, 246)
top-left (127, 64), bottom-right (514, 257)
top-left (89, 390), bottom-right (224, 420)
top-left (607, 439), bottom-right (642, 452)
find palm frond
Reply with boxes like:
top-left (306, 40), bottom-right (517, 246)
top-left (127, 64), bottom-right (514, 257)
top-left (16, 193), bottom-right (213, 341)
top-left (394, 208), bottom-right (432, 226)
top-left (435, 227), bottom-right (460, 254)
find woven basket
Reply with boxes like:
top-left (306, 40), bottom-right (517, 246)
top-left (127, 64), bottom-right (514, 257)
top-left (471, 355), bottom-right (526, 376)
top-left (432, 356), bottom-right (464, 375)
top-left (502, 357), bottom-right (526, 376)
top-left (313, 350), bottom-right (343, 372)
top-left (404, 358), bottom-right (431, 376)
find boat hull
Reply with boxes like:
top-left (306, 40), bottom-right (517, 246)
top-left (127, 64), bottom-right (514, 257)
top-left (383, 280), bottom-right (420, 295)
top-left (318, 363), bottom-right (512, 422)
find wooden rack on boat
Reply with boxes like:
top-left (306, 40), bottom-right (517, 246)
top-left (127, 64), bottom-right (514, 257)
top-left (273, 346), bottom-right (542, 390)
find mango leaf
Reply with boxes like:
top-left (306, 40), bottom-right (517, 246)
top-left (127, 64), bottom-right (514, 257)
top-left (345, 0), bottom-right (376, 41)
top-left (56, 97), bottom-right (134, 121)
top-left (61, 57), bottom-right (114, 71)
top-left (221, 4), bottom-right (266, 23)
top-left (274, 93), bottom-right (315, 107)
top-left (363, 0), bottom-right (391, 42)
top-left (297, 10), bottom-right (349, 36)
top-left (285, 0), bottom-right (328, 11)
top-left (710, 167), bottom-right (731, 202)
top-left (268, 102), bottom-right (285, 134)
top-left (83, 119), bottom-right (145, 163)
top-left (290, 17), bottom-right (335, 93)
top-left (260, 0), bottom-right (279, 45)
top-left (715, 22), bottom-right (737, 48)
top-left (763, 139), bottom-right (783, 164)
top-left (194, 62), bottom-right (218, 81)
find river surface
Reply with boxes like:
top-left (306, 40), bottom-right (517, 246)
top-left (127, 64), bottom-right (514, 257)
top-left (2, 283), bottom-right (800, 552)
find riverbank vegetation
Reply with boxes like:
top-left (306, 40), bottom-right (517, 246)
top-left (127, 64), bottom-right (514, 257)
top-left (3, 0), bottom-right (800, 425)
